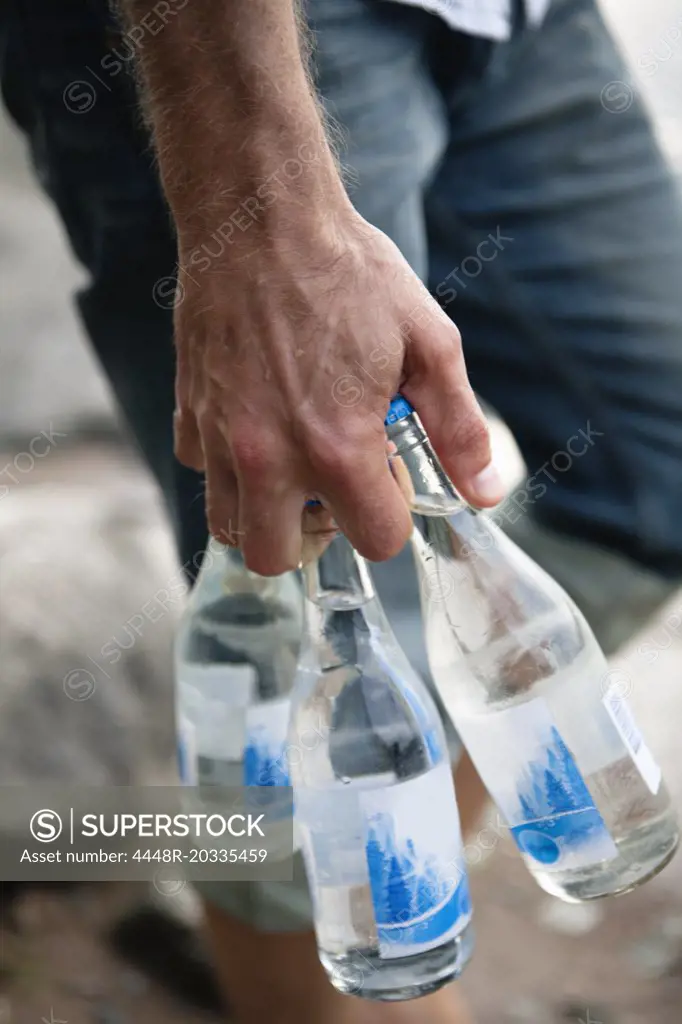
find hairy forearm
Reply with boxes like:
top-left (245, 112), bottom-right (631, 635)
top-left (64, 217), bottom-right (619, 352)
top-left (119, 0), bottom-right (346, 231)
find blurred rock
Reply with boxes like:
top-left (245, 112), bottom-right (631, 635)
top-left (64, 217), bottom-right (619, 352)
top-left (0, 468), bottom-right (181, 786)
top-left (537, 899), bottom-right (604, 938)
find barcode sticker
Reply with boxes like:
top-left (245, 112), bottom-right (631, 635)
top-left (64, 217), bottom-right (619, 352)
top-left (603, 687), bottom-right (662, 795)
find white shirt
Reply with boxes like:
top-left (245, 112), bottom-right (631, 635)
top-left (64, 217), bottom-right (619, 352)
top-left (390, 0), bottom-right (551, 42)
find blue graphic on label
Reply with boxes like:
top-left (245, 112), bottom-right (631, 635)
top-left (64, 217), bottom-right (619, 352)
top-left (459, 699), bottom-right (618, 872)
top-left (509, 724), bottom-right (615, 866)
top-left (243, 698), bottom-right (291, 787)
top-left (360, 763), bottom-right (471, 959)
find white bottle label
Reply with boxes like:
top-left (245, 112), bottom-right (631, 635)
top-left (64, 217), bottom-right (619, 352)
top-left (180, 696), bottom-right (293, 827)
top-left (180, 662), bottom-right (257, 704)
top-left (299, 763), bottom-right (471, 960)
top-left (361, 763), bottom-right (471, 958)
top-left (603, 685), bottom-right (662, 795)
top-left (459, 699), bottom-right (619, 872)
top-left (180, 663), bottom-right (258, 761)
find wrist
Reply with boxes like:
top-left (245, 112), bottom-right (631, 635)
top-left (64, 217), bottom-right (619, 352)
top-left (172, 134), bottom-right (357, 275)
top-left (170, 114), bottom-right (347, 228)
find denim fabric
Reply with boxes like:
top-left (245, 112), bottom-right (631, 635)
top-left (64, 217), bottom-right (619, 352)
top-left (307, 0), bottom-right (682, 576)
top-left (426, 0), bottom-right (682, 571)
top-left (5, 0), bottom-right (682, 577)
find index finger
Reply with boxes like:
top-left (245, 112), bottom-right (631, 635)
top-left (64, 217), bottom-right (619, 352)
top-left (315, 445), bottom-right (413, 562)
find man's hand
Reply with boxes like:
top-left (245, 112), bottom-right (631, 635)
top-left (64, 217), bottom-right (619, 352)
top-left (122, 0), bottom-right (504, 574)
top-left (174, 211), bottom-right (502, 574)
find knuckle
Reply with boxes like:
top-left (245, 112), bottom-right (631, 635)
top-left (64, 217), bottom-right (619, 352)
top-left (447, 410), bottom-right (490, 457)
top-left (415, 333), bottom-right (465, 382)
top-left (230, 430), bottom-right (279, 476)
top-left (433, 327), bottom-right (463, 360)
top-left (444, 322), bottom-right (463, 350)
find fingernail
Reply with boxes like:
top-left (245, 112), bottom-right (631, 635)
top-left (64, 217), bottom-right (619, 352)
top-left (470, 462), bottom-right (505, 504)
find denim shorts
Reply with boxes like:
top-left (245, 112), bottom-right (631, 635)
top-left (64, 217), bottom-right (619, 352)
top-left (4, 0), bottom-right (682, 929)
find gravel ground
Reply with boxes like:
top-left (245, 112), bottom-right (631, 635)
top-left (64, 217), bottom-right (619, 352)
top-left (2, 828), bottom-right (682, 1024)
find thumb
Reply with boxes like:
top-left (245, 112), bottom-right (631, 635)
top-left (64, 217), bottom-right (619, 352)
top-left (404, 375), bottom-right (505, 509)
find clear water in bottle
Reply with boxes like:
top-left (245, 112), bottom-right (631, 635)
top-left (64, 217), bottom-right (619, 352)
top-left (385, 394), bottom-right (678, 902)
top-left (424, 580), bottom-right (678, 902)
top-left (290, 533), bottom-right (473, 1001)
top-left (175, 539), bottom-right (303, 799)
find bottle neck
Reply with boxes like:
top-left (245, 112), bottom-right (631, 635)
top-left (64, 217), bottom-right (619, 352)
top-left (385, 397), bottom-right (464, 514)
top-left (300, 534), bottom-right (385, 686)
top-left (303, 533), bottom-right (374, 610)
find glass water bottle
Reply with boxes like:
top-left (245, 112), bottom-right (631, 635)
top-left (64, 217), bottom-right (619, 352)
top-left (386, 395), bottom-right (678, 902)
top-left (289, 531), bottom-right (473, 1001)
top-left (175, 538), bottom-right (303, 790)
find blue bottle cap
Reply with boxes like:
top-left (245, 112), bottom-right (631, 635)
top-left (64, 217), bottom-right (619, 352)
top-left (385, 394), bottom-right (414, 425)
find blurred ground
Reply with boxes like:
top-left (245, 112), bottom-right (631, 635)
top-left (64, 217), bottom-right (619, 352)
top-left (2, 1), bottom-right (682, 1022)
